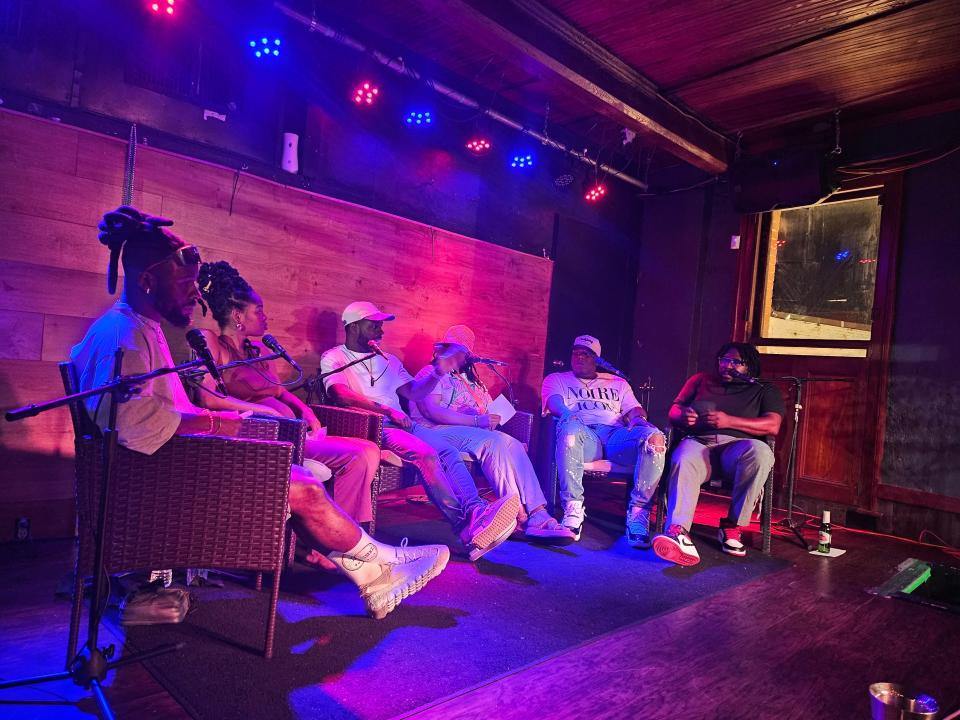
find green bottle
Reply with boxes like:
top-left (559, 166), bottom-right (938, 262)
top-left (817, 510), bottom-right (832, 553)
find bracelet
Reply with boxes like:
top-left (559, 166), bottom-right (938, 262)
top-left (212, 414), bottom-right (222, 436)
top-left (199, 409), bottom-right (213, 435)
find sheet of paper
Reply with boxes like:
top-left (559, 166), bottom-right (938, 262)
top-left (487, 394), bottom-right (516, 427)
top-left (808, 547), bottom-right (847, 558)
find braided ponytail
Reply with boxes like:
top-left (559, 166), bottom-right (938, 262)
top-left (197, 260), bottom-right (256, 328)
top-left (97, 206), bottom-right (175, 294)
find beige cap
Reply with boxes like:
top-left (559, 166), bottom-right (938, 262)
top-left (434, 325), bottom-right (476, 355)
top-left (573, 334), bottom-right (601, 357)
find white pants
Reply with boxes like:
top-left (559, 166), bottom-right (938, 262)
top-left (423, 425), bottom-right (547, 514)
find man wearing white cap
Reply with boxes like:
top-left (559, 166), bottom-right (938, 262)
top-left (541, 335), bottom-right (666, 545)
top-left (321, 302), bottom-right (520, 561)
top-left (411, 326), bottom-right (575, 545)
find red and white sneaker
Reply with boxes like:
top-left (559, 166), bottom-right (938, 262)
top-left (652, 524), bottom-right (701, 566)
top-left (718, 524), bottom-right (747, 557)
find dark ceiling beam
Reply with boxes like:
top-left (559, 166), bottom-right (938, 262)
top-left (428, 0), bottom-right (731, 174)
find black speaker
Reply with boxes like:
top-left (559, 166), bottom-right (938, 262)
top-left (730, 148), bottom-right (838, 213)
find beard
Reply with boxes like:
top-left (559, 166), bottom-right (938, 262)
top-left (156, 298), bottom-right (196, 328)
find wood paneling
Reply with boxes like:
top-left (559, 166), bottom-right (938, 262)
top-left (0, 109), bottom-right (552, 538)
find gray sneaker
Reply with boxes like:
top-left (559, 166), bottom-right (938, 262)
top-left (359, 544), bottom-right (450, 620)
top-left (460, 494), bottom-right (520, 561)
top-left (625, 506), bottom-right (652, 549)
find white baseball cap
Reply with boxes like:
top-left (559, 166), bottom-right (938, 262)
top-left (573, 335), bottom-right (601, 357)
top-left (342, 301), bottom-right (396, 326)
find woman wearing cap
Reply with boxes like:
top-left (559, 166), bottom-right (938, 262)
top-left (412, 326), bottom-right (575, 545)
top-left (193, 261), bottom-right (381, 528)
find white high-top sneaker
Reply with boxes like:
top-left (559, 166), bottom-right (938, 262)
top-left (561, 499), bottom-right (585, 541)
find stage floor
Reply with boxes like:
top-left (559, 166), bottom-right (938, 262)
top-left (1, 481), bottom-right (958, 720)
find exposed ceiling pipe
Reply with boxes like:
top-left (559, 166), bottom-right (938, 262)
top-left (274, 1), bottom-right (649, 190)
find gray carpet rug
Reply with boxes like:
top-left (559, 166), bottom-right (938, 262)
top-left (123, 485), bottom-right (790, 720)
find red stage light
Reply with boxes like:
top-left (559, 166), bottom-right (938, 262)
top-left (465, 138), bottom-right (492, 154)
top-left (585, 184), bottom-right (607, 202)
top-left (353, 82), bottom-right (379, 105)
top-left (150, 0), bottom-right (175, 14)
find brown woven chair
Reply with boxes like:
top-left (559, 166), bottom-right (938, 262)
top-left (60, 362), bottom-right (294, 661)
top-left (310, 404), bottom-right (388, 531)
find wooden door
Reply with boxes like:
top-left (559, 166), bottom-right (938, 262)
top-left (733, 175), bottom-right (903, 510)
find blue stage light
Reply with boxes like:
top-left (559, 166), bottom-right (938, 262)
top-left (405, 111), bottom-right (433, 126)
top-left (250, 36), bottom-right (281, 59)
top-left (834, 250), bottom-right (851, 261)
top-left (510, 153), bottom-right (533, 169)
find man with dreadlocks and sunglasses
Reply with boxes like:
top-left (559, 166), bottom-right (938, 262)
top-left (69, 206), bottom-right (448, 620)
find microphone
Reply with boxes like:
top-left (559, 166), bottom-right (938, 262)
top-left (595, 356), bottom-right (627, 378)
top-left (366, 340), bottom-right (386, 358)
top-left (466, 354), bottom-right (508, 367)
top-left (262, 334), bottom-right (302, 372)
top-left (730, 369), bottom-right (759, 384)
top-left (185, 329), bottom-right (227, 395)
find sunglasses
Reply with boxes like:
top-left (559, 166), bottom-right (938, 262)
top-left (142, 244), bottom-right (202, 274)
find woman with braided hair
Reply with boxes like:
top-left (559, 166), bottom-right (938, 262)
top-left (194, 260), bottom-right (380, 528)
top-left (70, 206), bottom-right (449, 620)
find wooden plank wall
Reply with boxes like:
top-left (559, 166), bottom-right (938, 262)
top-left (0, 109), bottom-right (553, 539)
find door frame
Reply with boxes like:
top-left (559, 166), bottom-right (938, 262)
top-left (732, 172), bottom-right (904, 511)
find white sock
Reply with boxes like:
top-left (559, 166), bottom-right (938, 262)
top-left (326, 529), bottom-right (396, 586)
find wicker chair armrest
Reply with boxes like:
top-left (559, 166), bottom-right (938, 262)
top-left (75, 434), bottom-right (293, 575)
top-left (251, 415), bottom-right (307, 464)
top-left (311, 404), bottom-right (383, 445)
top-left (500, 411), bottom-right (534, 447)
top-left (238, 417), bottom-right (280, 441)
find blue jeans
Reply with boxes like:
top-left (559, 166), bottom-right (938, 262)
top-left (555, 417), bottom-right (665, 511)
top-left (382, 422), bottom-right (485, 532)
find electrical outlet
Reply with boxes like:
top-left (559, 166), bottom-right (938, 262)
top-left (15, 517), bottom-right (30, 542)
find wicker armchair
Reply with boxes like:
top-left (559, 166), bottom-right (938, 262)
top-left (310, 404), bottom-right (387, 531)
top-left (60, 362), bottom-right (294, 661)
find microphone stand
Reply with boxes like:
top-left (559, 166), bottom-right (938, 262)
top-left (0, 349), bottom-right (212, 720)
top-left (776, 375), bottom-right (852, 550)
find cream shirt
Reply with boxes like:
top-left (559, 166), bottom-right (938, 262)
top-left (70, 302), bottom-right (200, 455)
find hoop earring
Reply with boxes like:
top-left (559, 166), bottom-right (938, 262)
top-left (235, 321), bottom-right (244, 331)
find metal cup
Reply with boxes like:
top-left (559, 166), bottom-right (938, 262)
top-left (870, 683), bottom-right (939, 720)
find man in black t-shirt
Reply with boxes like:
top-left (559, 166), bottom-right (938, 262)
top-left (652, 342), bottom-right (784, 566)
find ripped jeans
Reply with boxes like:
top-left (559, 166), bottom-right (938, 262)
top-left (555, 417), bottom-right (666, 511)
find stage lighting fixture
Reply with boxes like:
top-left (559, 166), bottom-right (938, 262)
top-left (150, 0), bottom-right (175, 15)
top-left (353, 82), bottom-right (380, 105)
top-left (510, 153), bottom-right (533, 169)
top-left (465, 138), bottom-right (491, 154)
top-left (834, 250), bottom-right (851, 261)
top-left (250, 36), bottom-right (281, 59)
top-left (585, 184), bottom-right (607, 202)
top-left (405, 111), bottom-right (432, 126)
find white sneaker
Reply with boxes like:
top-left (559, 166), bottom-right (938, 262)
top-left (359, 544), bottom-right (450, 620)
top-left (561, 500), bottom-right (585, 541)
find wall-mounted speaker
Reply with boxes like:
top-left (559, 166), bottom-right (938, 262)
top-left (730, 148), bottom-right (838, 213)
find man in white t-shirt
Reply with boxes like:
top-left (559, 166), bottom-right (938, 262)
top-left (321, 302), bottom-right (520, 561)
top-left (541, 335), bottom-right (665, 545)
